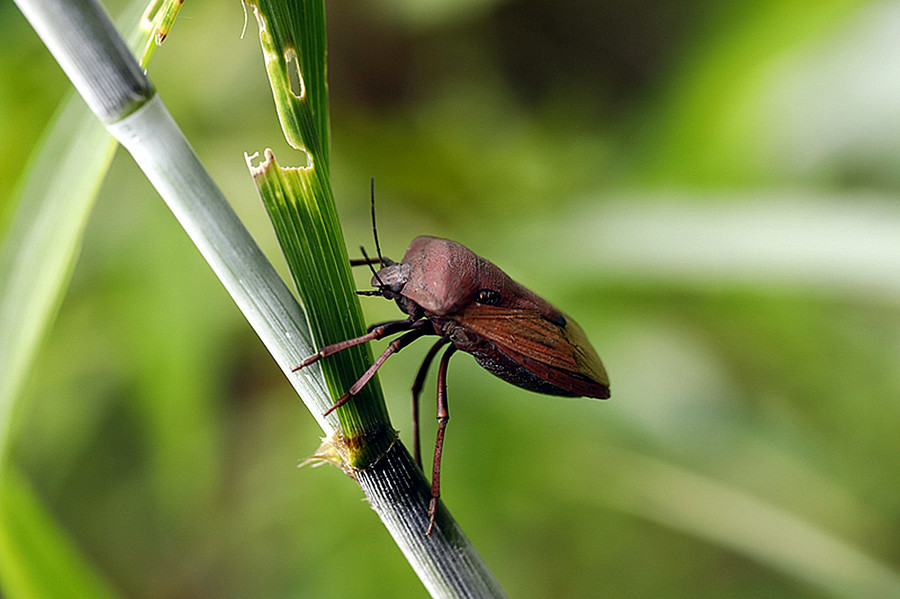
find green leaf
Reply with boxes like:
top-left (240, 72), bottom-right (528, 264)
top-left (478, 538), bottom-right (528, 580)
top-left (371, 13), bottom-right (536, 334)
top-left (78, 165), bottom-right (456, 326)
top-left (247, 0), bottom-right (393, 465)
top-left (0, 93), bottom-right (116, 467)
top-left (251, 150), bottom-right (394, 467)
top-left (246, 0), bottom-right (330, 164)
top-left (0, 469), bottom-right (120, 599)
top-left (0, 2), bottom-right (184, 596)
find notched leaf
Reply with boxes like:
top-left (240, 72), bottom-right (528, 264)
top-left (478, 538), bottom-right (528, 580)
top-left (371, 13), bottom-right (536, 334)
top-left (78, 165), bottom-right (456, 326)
top-left (284, 48), bottom-right (305, 99)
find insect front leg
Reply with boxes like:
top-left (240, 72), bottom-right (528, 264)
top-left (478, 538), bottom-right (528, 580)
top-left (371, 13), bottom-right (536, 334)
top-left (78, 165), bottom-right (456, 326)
top-left (427, 344), bottom-right (458, 536)
top-left (324, 321), bottom-right (433, 416)
top-left (292, 318), bottom-right (417, 372)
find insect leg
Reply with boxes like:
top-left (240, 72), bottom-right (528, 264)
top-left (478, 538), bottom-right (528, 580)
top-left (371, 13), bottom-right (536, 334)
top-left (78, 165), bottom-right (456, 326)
top-left (324, 323), bottom-right (434, 416)
top-left (410, 338), bottom-right (450, 468)
top-left (365, 319), bottom-right (412, 334)
top-left (292, 318), bottom-right (417, 372)
top-left (427, 344), bottom-right (458, 536)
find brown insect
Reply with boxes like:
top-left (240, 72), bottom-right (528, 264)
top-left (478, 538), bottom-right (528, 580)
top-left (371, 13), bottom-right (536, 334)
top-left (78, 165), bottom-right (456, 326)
top-left (295, 200), bottom-right (610, 535)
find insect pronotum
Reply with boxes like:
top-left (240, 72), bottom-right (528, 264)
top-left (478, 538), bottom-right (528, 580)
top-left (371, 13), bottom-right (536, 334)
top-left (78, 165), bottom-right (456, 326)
top-left (294, 184), bottom-right (610, 535)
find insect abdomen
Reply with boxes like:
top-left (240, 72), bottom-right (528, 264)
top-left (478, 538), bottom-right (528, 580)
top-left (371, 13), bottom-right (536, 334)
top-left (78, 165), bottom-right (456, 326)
top-left (471, 347), bottom-right (580, 397)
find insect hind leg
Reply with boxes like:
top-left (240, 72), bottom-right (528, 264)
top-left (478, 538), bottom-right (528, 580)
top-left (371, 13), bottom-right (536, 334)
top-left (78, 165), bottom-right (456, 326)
top-left (410, 338), bottom-right (450, 468)
top-left (427, 344), bottom-right (458, 536)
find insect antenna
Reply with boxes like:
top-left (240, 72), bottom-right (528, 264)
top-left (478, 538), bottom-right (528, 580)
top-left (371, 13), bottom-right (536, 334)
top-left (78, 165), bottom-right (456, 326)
top-left (359, 245), bottom-right (386, 288)
top-left (370, 177), bottom-right (386, 270)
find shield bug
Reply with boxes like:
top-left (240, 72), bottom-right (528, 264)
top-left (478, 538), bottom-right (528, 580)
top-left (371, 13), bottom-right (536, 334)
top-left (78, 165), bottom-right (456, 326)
top-left (294, 195), bottom-right (610, 535)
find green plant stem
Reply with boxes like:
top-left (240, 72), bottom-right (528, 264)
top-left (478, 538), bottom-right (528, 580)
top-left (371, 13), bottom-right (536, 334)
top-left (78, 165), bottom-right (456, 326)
top-left (250, 151), bottom-right (392, 463)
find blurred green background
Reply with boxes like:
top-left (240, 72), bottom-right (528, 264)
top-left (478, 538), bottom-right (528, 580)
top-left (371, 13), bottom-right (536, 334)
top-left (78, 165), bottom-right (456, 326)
top-left (3, 0), bottom-right (900, 597)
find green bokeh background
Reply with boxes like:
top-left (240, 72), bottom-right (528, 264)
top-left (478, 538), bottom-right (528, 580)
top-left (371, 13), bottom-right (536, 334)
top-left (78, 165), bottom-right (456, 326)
top-left (3, 0), bottom-right (900, 597)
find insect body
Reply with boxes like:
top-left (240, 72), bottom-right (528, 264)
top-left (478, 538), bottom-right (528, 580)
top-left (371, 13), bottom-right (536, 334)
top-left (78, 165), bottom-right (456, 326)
top-left (295, 236), bottom-right (609, 534)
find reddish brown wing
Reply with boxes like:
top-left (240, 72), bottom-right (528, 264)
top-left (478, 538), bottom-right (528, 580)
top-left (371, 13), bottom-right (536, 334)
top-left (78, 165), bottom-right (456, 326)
top-left (455, 304), bottom-right (610, 398)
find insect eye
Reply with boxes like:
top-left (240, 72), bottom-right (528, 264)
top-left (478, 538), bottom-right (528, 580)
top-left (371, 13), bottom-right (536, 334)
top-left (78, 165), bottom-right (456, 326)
top-left (475, 289), bottom-right (502, 306)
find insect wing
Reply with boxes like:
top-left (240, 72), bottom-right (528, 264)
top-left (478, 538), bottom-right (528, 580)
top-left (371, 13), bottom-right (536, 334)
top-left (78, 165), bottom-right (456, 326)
top-left (456, 304), bottom-right (610, 397)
